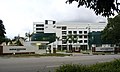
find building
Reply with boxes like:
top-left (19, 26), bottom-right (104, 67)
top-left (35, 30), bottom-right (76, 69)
top-left (33, 20), bottom-right (107, 52)
top-left (0, 38), bottom-right (49, 55)
top-left (88, 31), bottom-right (120, 53)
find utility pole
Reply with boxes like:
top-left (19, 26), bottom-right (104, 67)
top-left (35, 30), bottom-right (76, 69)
top-left (86, 24), bottom-right (91, 50)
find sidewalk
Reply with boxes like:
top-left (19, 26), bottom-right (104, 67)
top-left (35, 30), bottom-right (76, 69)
top-left (57, 52), bottom-right (92, 56)
top-left (72, 53), bottom-right (92, 56)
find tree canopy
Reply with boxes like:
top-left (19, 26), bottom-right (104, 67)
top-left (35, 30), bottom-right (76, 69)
top-left (66, 0), bottom-right (120, 17)
top-left (101, 13), bottom-right (120, 45)
top-left (0, 20), bottom-right (6, 44)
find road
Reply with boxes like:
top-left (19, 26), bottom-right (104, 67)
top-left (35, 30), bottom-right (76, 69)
top-left (0, 55), bottom-right (120, 72)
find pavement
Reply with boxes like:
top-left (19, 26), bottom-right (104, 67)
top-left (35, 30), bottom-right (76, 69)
top-left (0, 53), bottom-right (120, 72)
top-left (57, 51), bottom-right (92, 56)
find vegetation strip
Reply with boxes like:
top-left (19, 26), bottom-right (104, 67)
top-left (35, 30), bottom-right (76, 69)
top-left (56, 59), bottom-right (120, 72)
top-left (0, 53), bottom-right (72, 57)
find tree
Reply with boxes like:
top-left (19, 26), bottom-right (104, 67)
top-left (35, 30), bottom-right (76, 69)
top-left (25, 32), bottom-right (33, 41)
top-left (12, 36), bottom-right (23, 46)
top-left (67, 34), bottom-right (78, 52)
top-left (101, 13), bottom-right (120, 45)
top-left (0, 20), bottom-right (6, 44)
top-left (66, 0), bottom-right (120, 17)
top-left (4, 37), bottom-right (12, 45)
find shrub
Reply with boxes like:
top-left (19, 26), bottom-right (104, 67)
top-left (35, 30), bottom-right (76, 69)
top-left (55, 59), bottom-right (120, 72)
top-left (56, 64), bottom-right (90, 72)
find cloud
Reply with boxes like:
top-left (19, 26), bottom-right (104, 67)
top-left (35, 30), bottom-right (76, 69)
top-left (0, 0), bottom-right (107, 38)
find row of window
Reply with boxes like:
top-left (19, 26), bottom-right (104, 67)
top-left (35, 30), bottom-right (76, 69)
top-left (36, 28), bottom-right (44, 30)
top-left (62, 40), bottom-right (88, 44)
top-left (9, 48), bottom-right (26, 51)
top-left (62, 31), bottom-right (87, 35)
top-left (68, 31), bottom-right (87, 34)
top-left (36, 24), bottom-right (44, 27)
top-left (62, 35), bottom-right (88, 39)
top-left (56, 26), bottom-right (67, 30)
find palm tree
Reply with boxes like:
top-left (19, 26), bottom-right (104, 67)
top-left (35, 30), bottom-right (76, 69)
top-left (25, 32), bottom-right (33, 41)
top-left (67, 34), bottom-right (73, 52)
top-left (67, 34), bottom-right (78, 52)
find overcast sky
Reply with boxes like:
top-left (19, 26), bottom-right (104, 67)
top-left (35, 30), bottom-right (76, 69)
top-left (0, 0), bottom-right (107, 38)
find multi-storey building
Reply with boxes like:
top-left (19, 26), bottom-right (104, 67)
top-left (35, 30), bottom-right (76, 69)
top-left (33, 20), bottom-right (106, 52)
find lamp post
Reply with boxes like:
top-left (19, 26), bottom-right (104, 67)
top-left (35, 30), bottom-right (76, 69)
top-left (86, 24), bottom-right (91, 50)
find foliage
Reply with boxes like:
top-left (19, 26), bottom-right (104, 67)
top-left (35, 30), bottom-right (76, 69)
top-left (67, 34), bottom-right (78, 43)
top-left (12, 36), bottom-right (23, 46)
top-left (4, 37), bottom-right (12, 45)
top-left (101, 13), bottom-right (120, 45)
top-left (66, 0), bottom-right (120, 17)
top-left (15, 39), bottom-right (23, 46)
top-left (56, 59), bottom-right (120, 72)
top-left (56, 64), bottom-right (89, 72)
top-left (1, 53), bottom-right (72, 57)
top-left (25, 32), bottom-right (33, 41)
top-left (0, 20), bottom-right (6, 44)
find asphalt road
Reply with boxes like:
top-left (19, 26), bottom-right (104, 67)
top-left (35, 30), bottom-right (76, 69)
top-left (0, 55), bottom-right (120, 72)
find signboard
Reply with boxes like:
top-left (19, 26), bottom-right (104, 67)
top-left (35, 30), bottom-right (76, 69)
top-left (96, 47), bottom-right (114, 52)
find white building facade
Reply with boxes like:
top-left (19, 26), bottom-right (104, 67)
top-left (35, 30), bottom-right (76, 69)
top-left (33, 20), bottom-right (106, 52)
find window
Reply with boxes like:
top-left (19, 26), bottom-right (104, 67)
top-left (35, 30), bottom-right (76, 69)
top-left (79, 31), bottom-right (82, 34)
top-left (84, 40), bottom-right (87, 43)
top-left (62, 45), bottom-right (67, 50)
top-left (57, 26), bottom-right (61, 29)
top-left (53, 21), bottom-right (56, 24)
top-left (79, 40), bottom-right (83, 43)
top-left (73, 35), bottom-right (77, 38)
top-left (62, 26), bottom-right (67, 30)
top-left (68, 35), bottom-right (72, 39)
top-left (68, 31), bottom-right (72, 34)
top-left (39, 45), bottom-right (46, 49)
top-left (36, 28), bottom-right (44, 30)
top-left (79, 35), bottom-right (82, 38)
top-left (84, 35), bottom-right (87, 38)
top-left (53, 25), bottom-right (56, 28)
top-left (69, 40), bottom-right (72, 43)
top-left (36, 32), bottom-right (44, 33)
top-left (62, 31), bottom-right (67, 34)
top-left (73, 40), bottom-right (77, 43)
top-left (45, 20), bottom-right (48, 24)
top-left (62, 36), bottom-right (67, 39)
top-left (84, 31), bottom-right (87, 34)
top-left (73, 31), bottom-right (77, 34)
top-left (62, 40), bottom-right (67, 44)
top-left (36, 24), bottom-right (44, 27)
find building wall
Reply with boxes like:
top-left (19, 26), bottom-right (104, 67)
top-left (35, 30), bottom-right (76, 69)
top-left (33, 22), bottom-right (44, 33)
top-left (33, 20), bottom-right (107, 50)
top-left (3, 46), bottom-right (35, 54)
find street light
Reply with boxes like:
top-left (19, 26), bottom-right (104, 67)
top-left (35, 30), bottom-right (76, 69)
top-left (86, 24), bottom-right (91, 50)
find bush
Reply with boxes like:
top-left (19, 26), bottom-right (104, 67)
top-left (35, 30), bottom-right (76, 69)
top-left (56, 64), bottom-right (90, 72)
top-left (55, 59), bottom-right (120, 72)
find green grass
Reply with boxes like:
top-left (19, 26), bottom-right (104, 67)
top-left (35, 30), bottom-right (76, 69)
top-left (55, 59), bottom-right (120, 72)
top-left (0, 53), bottom-right (72, 57)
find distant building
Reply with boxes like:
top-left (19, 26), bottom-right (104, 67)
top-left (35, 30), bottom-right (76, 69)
top-left (33, 20), bottom-right (107, 52)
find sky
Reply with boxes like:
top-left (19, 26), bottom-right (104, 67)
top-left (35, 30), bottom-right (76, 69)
top-left (0, 0), bottom-right (107, 39)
